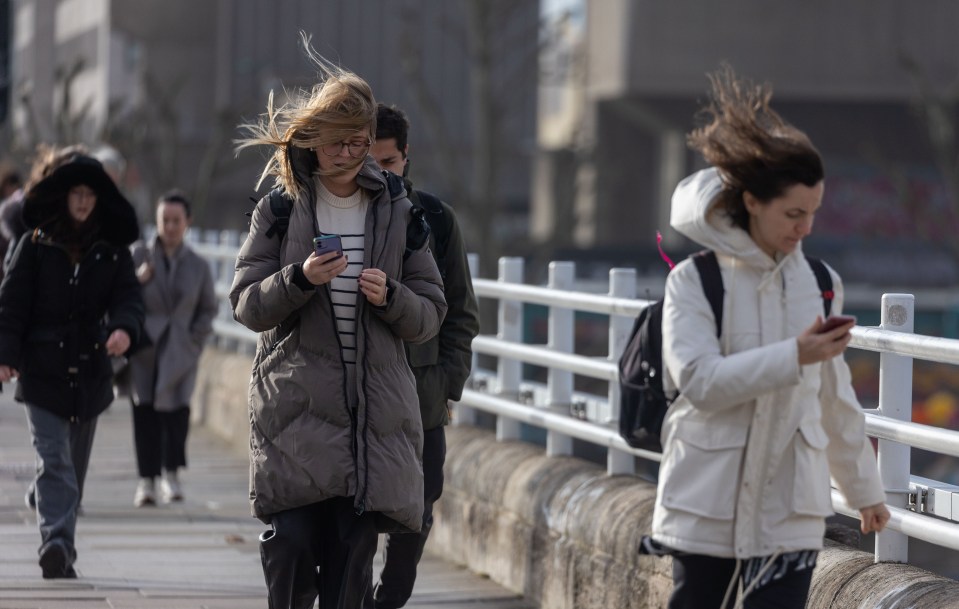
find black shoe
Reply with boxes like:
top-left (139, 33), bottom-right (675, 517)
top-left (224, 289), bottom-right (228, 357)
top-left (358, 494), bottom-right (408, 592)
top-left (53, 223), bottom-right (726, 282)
top-left (39, 543), bottom-right (77, 579)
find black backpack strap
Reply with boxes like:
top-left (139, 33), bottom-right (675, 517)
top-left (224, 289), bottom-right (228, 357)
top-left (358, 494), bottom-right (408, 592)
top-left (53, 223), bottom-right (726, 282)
top-left (382, 170), bottom-right (406, 200)
top-left (691, 250), bottom-right (724, 337)
top-left (804, 255), bottom-right (834, 317)
top-left (265, 188), bottom-right (293, 240)
top-left (411, 190), bottom-right (449, 270)
top-left (404, 206), bottom-right (431, 261)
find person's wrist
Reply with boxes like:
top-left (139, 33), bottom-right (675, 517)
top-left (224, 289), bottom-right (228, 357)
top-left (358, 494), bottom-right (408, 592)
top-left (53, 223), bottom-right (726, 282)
top-left (292, 263), bottom-right (315, 290)
top-left (373, 282), bottom-right (392, 308)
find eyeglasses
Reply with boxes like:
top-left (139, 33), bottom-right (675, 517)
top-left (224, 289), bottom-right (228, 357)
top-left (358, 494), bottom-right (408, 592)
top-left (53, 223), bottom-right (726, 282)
top-left (319, 139), bottom-right (372, 159)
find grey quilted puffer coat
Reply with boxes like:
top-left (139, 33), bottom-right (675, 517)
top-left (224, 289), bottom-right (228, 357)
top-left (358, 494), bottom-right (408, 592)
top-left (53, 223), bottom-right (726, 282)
top-left (230, 155), bottom-right (447, 529)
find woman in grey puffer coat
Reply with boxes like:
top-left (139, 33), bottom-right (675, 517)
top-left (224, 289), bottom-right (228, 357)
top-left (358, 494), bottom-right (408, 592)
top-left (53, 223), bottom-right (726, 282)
top-left (230, 46), bottom-right (446, 609)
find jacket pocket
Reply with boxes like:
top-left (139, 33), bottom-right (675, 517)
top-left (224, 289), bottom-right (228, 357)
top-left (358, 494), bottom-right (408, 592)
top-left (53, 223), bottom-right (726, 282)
top-left (407, 334), bottom-right (439, 368)
top-left (792, 421), bottom-right (834, 517)
top-left (22, 336), bottom-right (67, 379)
top-left (660, 420), bottom-right (748, 520)
top-left (413, 364), bottom-right (451, 429)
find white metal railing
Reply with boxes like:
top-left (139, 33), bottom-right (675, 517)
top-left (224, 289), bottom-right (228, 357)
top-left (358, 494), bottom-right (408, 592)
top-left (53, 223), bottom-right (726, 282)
top-left (193, 231), bottom-right (959, 567)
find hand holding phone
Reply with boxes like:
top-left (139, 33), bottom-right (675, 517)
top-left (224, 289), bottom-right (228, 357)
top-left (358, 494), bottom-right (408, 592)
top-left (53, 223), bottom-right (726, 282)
top-left (818, 315), bottom-right (856, 334)
top-left (313, 235), bottom-right (343, 259)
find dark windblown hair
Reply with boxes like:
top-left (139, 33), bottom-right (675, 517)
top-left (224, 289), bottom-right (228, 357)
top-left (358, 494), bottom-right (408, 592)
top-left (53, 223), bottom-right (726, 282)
top-left (688, 65), bottom-right (824, 231)
top-left (374, 103), bottom-right (410, 155)
top-left (158, 189), bottom-right (192, 218)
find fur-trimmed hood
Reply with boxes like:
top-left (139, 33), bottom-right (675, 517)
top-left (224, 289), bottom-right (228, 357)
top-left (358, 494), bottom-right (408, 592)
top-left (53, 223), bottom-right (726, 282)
top-left (23, 154), bottom-right (139, 246)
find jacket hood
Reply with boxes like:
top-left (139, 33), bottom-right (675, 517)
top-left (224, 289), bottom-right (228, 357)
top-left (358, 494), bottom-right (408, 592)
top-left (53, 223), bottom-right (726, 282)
top-left (670, 167), bottom-right (798, 270)
top-left (356, 156), bottom-right (406, 200)
top-left (286, 143), bottom-right (403, 203)
top-left (23, 154), bottom-right (139, 246)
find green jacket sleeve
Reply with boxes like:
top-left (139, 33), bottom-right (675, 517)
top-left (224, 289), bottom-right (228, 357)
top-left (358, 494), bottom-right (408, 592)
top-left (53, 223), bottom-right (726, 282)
top-left (436, 203), bottom-right (479, 401)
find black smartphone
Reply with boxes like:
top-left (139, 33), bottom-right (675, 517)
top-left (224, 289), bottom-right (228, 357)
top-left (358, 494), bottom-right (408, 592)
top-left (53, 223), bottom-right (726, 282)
top-left (818, 315), bottom-right (856, 333)
top-left (313, 235), bottom-right (343, 259)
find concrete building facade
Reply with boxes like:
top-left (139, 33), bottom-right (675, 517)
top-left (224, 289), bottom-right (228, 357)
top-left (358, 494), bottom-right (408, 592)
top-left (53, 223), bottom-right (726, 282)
top-left (6, 0), bottom-right (538, 255)
top-left (532, 0), bottom-right (959, 285)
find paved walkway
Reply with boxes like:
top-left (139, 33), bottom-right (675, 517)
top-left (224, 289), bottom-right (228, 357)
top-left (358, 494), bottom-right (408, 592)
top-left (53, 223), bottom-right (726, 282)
top-left (0, 389), bottom-right (535, 608)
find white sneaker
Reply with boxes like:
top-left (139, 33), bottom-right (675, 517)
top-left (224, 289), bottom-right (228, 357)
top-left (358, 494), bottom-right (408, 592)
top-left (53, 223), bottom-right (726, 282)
top-left (161, 470), bottom-right (183, 503)
top-left (134, 478), bottom-right (156, 507)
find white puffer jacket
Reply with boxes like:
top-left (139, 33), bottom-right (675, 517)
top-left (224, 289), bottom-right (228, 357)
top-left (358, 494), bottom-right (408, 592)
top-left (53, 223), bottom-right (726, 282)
top-left (650, 168), bottom-right (886, 559)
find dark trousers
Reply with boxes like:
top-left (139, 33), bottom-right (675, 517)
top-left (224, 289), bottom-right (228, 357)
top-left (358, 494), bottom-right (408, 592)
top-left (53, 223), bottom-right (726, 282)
top-left (669, 552), bottom-right (815, 609)
top-left (25, 406), bottom-right (97, 508)
top-left (24, 404), bottom-right (98, 562)
top-left (131, 402), bottom-right (190, 477)
top-left (365, 427), bottom-right (446, 609)
top-left (260, 496), bottom-right (378, 609)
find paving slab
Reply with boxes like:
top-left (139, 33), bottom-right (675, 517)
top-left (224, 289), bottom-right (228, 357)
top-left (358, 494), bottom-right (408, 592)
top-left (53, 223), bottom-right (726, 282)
top-left (0, 388), bottom-right (535, 608)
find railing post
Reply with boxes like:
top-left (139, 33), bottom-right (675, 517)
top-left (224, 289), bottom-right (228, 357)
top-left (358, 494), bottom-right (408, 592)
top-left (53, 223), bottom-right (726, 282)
top-left (496, 257), bottom-right (524, 441)
top-left (546, 261), bottom-right (574, 457)
top-left (608, 267), bottom-right (637, 475)
top-left (217, 230), bottom-right (241, 352)
top-left (875, 293), bottom-right (914, 563)
top-left (454, 253), bottom-right (480, 428)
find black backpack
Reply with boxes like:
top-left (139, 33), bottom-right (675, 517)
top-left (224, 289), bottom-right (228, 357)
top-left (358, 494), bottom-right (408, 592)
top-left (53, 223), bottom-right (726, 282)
top-left (617, 251), bottom-right (834, 452)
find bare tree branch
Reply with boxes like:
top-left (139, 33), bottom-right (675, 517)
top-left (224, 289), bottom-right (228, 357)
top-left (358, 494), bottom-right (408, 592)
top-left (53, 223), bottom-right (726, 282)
top-left (397, 2), bottom-right (468, 199)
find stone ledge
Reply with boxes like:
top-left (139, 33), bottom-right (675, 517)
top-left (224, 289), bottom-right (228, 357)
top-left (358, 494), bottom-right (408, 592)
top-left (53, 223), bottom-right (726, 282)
top-left (429, 425), bottom-right (959, 609)
top-left (193, 347), bottom-right (253, 457)
top-left (193, 347), bottom-right (959, 608)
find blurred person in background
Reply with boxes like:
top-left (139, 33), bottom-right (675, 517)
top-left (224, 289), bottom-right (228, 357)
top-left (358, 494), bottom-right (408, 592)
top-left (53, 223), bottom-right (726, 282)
top-left (0, 150), bottom-right (143, 579)
top-left (365, 103), bottom-right (479, 609)
top-left (231, 37), bottom-right (446, 609)
top-left (15, 146), bottom-right (95, 514)
top-left (91, 145), bottom-right (126, 186)
top-left (0, 166), bottom-right (24, 277)
top-left (0, 166), bottom-right (22, 199)
top-left (123, 190), bottom-right (216, 507)
top-left (0, 144), bottom-right (113, 276)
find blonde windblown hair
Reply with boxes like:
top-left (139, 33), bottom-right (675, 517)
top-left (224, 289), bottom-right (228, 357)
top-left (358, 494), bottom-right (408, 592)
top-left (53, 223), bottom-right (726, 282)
top-left (235, 32), bottom-right (377, 200)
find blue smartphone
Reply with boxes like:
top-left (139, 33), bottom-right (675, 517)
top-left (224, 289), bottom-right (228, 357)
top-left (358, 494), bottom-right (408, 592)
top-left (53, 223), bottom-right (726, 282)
top-left (313, 234), bottom-right (343, 259)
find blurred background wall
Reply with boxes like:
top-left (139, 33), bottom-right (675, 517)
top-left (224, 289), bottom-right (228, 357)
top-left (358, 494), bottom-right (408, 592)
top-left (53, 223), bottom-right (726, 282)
top-left (2, 0), bottom-right (539, 274)
top-left (2, 0), bottom-right (959, 286)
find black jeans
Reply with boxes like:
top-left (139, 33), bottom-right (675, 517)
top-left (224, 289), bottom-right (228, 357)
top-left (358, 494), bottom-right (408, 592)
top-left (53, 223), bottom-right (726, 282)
top-left (260, 496), bottom-right (378, 609)
top-left (669, 551), bottom-right (817, 609)
top-left (131, 402), bottom-right (190, 477)
top-left (365, 427), bottom-right (446, 609)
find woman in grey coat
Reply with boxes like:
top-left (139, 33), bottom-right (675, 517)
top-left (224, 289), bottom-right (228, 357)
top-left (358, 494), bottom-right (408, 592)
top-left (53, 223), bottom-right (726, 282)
top-left (231, 43), bottom-right (446, 609)
top-left (126, 191), bottom-right (217, 507)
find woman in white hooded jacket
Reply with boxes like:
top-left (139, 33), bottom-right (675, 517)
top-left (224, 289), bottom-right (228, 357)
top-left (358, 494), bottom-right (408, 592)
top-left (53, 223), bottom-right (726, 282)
top-left (649, 68), bottom-right (890, 609)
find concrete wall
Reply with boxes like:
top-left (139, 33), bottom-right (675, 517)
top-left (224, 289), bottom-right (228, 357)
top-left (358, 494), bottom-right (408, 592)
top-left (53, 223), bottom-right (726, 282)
top-left (587, 0), bottom-right (959, 100)
top-left (195, 346), bottom-right (959, 608)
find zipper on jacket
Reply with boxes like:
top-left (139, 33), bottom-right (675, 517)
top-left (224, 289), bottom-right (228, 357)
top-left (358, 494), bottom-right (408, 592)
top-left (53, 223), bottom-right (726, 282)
top-left (357, 297), bottom-right (372, 514)
top-left (68, 261), bottom-right (81, 420)
top-left (355, 201), bottom-right (380, 515)
top-left (265, 319), bottom-right (294, 357)
top-left (323, 283), bottom-right (358, 481)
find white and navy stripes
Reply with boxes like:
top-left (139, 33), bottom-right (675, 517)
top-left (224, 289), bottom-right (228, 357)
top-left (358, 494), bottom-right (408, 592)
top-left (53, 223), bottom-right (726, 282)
top-left (315, 179), bottom-right (368, 372)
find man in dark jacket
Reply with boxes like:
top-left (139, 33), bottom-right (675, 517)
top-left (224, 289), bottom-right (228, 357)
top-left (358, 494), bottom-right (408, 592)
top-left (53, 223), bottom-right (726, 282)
top-left (366, 104), bottom-right (480, 608)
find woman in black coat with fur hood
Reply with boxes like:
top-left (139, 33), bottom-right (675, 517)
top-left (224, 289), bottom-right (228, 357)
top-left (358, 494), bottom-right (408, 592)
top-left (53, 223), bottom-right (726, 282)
top-left (0, 149), bottom-right (143, 579)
